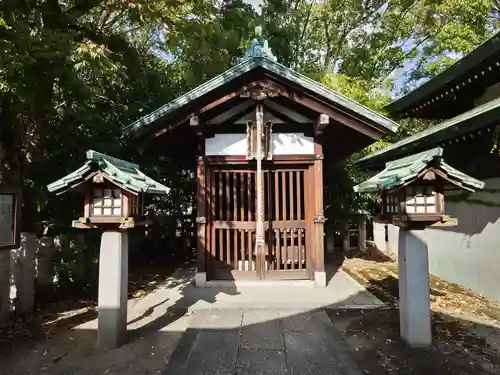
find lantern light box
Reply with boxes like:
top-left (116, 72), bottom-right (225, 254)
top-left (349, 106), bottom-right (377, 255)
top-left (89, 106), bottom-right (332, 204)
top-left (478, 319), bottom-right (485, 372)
top-left (354, 147), bottom-right (484, 227)
top-left (48, 150), bottom-right (170, 229)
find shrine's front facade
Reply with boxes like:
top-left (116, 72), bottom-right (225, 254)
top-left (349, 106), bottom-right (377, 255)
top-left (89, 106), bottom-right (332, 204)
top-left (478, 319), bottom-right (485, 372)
top-left (126, 28), bottom-right (398, 286)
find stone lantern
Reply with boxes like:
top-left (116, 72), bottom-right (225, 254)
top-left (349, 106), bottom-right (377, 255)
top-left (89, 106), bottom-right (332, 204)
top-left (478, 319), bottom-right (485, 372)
top-left (48, 150), bottom-right (169, 348)
top-left (354, 147), bottom-right (484, 347)
top-left (356, 147), bottom-right (483, 228)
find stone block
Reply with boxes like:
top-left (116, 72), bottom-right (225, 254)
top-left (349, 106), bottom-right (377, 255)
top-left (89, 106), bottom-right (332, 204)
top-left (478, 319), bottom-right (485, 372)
top-left (0, 250), bottom-right (11, 324)
top-left (13, 232), bottom-right (37, 316)
top-left (97, 231), bottom-right (129, 349)
top-left (314, 271), bottom-right (326, 288)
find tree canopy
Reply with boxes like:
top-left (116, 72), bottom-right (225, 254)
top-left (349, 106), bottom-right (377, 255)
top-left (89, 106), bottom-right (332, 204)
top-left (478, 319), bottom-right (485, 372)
top-left (0, 0), bottom-right (498, 229)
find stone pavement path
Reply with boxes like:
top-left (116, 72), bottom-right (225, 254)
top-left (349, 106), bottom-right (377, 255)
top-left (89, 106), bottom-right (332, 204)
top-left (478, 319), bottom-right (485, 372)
top-left (163, 308), bottom-right (363, 375)
top-left (0, 267), bottom-right (380, 375)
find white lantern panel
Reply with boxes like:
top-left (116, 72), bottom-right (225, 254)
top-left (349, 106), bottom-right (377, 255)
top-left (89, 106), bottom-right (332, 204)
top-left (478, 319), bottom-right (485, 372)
top-left (416, 205), bottom-right (426, 213)
top-left (415, 196), bottom-right (426, 204)
top-left (426, 204), bottom-right (436, 213)
top-left (406, 205), bottom-right (416, 213)
top-left (406, 196), bottom-right (415, 205)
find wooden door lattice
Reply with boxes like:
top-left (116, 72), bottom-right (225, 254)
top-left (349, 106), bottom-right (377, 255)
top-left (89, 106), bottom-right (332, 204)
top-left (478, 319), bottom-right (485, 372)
top-left (206, 165), bottom-right (309, 280)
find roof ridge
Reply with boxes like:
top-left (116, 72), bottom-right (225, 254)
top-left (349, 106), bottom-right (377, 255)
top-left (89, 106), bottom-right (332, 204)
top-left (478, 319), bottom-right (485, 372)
top-left (124, 57), bottom-right (399, 135)
top-left (123, 58), bottom-right (258, 133)
top-left (86, 150), bottom-right (139, 170)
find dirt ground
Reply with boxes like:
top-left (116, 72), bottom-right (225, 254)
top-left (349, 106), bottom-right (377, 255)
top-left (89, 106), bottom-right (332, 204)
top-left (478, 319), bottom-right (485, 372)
top-left (331, 248), bottom-right (500, 375)
top-left (0, 253), bottom-right (180, 362)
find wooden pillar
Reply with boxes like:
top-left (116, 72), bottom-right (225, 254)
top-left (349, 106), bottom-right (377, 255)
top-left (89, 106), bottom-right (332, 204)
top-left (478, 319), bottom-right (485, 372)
top-left (313, 137), bottom-right (326, 287)
top-left (305, 165), bottom-right (315, 279)
top-left (193, 116), bottom-right (207, 287)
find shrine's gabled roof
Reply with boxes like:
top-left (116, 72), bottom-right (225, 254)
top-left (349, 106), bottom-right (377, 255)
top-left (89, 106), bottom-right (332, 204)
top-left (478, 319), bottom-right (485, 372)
top-left (124, 29), bottom-right (399, 137)
top-left (47, 150), bottom-right (170, 195)
top-left (354, 147), bottom-right (484, 193)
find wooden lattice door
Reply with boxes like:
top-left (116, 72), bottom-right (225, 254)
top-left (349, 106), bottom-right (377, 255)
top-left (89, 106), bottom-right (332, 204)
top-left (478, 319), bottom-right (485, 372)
top-left (206, 164), bottom-right (310, 280)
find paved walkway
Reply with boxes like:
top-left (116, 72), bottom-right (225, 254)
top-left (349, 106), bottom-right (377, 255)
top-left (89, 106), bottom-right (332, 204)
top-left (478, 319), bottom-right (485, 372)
top-left (123, 266), bottom-right (384, 315)
top-left (164, 309), bottom-right (363, 375)
top-left (0, 267), bottom-right (383, 375)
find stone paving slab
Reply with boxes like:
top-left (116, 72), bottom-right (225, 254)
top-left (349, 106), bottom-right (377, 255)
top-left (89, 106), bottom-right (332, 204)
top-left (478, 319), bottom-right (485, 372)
top-left (162, 308), bottom-right (363, 375)
top-left (128, 267), bottom-right (384, 319)
top-left (237, 349), bottom-right (288, 375)
top-left (1, 265), bottom-right (380, 375)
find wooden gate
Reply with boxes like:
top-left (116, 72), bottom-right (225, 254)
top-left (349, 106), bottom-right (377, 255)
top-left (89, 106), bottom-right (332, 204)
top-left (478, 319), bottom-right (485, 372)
top-left (206, 164), bottom-right (311, 280)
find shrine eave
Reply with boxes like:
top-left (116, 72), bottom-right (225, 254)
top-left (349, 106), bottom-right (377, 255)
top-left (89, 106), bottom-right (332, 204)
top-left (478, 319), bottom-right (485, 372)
top-left (123, 57), bottom-right (399, 137)
top-left (357, 95), bottom-right (500, 169)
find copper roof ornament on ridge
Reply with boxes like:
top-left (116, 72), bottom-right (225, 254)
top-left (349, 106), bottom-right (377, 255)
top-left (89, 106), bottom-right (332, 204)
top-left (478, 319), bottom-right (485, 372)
top-left (239, 26), bottom-right (277, 63)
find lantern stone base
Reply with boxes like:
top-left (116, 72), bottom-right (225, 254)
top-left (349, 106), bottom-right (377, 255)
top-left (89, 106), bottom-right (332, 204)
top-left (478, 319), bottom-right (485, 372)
top-left (398, 228), bottom-right (432, 347)
top-left (195, 272), bottom-right (207, 287)
top-left (97, 231), bottom-right (128, 349)
top-left (314, 271), bottom-right (327, 288)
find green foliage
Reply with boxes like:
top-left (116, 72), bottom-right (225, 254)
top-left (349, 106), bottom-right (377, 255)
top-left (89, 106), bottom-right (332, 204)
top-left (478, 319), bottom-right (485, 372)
top-left (262, 0), bottom-right (495, 93)
top-left (0, 0), bottom-right (497, 243)
top-left (318, 72), bottom-right (392, 111)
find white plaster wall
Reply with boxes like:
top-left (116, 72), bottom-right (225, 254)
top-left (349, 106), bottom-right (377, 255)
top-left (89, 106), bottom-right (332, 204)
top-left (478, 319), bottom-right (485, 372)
top-left (205, 134), bottom-right (247, 155)
top-left (387, 224), bottom-right (400, 255)
top-left (372, 222), bottom-right (386, 252)
top-left (380, 177), bottom-right (500, 301)
top-left (205, 133), bottom-right (314, 156)
top-left (272, 133), bottom-right (314, 155)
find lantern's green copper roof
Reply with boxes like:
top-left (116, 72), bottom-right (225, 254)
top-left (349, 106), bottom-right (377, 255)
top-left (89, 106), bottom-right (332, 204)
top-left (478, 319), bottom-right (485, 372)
top-left (354, 147), bottom-right (484, 193)
top-left (47, 150), bottom-right (170, 195)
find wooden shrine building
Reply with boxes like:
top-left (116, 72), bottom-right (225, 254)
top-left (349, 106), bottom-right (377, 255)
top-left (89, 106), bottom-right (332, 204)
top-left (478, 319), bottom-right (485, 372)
top-left (125, 27), bottom-right (399, 286)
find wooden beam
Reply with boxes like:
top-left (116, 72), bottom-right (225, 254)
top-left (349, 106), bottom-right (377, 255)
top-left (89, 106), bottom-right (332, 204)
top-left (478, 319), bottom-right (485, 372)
top-left (206, 100), bottom-right (253, 124)
top-left (262, 102), bottom-right (306, 124)
top-left (314, 113), bottom-right (329, 136)
top-left (258, 79), bottom-right (383, 139)
top-left (153, 82), bottom-right (267, 138)
top-left (218, 104), bottom-right (256, 126)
